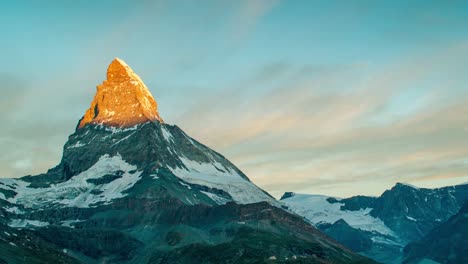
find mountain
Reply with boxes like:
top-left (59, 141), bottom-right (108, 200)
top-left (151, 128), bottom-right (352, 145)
top-left (403, 201), bottom-right (468, 264)
top-left (280, 193), bottom-right (402, 264)
top-left (77, 58), bottom-right (163, 129)
top-left (280, 182), bottom-right (468, 263)
top-left (369, 183), bottom-right (468, 241)
top-left (0, 58), bottom-right (374, 264)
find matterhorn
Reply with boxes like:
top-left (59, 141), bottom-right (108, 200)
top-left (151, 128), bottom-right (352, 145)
top-left (0, 58), bottom-right (374, 263)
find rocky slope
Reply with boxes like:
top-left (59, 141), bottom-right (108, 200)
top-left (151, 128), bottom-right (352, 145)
top-left (0, 223), bottom-right (78, 264)
top-left (403, 201), bottom-right (468, 264)
top-left (281, 183), bottom-right (468, 263)
top-left (0, 58), bottom-right (375, 264)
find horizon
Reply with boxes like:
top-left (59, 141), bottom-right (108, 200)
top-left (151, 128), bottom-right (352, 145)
top-left (2, 1), bottom-right (468, 198)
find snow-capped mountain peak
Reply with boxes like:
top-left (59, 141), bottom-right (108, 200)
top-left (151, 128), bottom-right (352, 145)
top-left (1, 58), bottom-right (278, 210)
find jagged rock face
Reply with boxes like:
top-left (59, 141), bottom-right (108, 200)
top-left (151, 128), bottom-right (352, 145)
top-left (78, 58), bottom-right (163, 129)
top-left (281, 183), bottom-right (468, 264)
top-left (403, 202), bottom-right (468, 264)
top-left (0, 58), bottom-right (377, 263)
top-left (368, 183), bottom-right (468, 242)
top-left (317, 219), bottom-right (373, 253)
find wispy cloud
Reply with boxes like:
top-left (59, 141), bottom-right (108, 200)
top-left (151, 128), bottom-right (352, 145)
top-left (229, 0), bottom-right (279, 42)
top-left (174, 42), bottom-right (468, 197)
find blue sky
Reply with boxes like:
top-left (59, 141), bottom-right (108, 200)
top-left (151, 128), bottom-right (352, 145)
top-left (1, 0), bottom-right (468, 197)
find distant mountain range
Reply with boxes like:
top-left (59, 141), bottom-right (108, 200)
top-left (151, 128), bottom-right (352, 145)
top-left (0, 58), bottom-right (374, 264)
top-left (281, 182), bottom-right (468, 264)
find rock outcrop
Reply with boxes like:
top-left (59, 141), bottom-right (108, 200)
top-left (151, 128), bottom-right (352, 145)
top-left (78, 58), bottom-right (163, 129)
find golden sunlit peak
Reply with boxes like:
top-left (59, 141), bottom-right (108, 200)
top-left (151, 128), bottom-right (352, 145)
top-left (113, 57), bottom-right (128, 66)
top-left (77, 58), bottom-right (163, 129)
top-left (107, 58), bottom-right (133, 78)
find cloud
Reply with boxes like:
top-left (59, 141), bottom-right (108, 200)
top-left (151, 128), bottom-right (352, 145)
top-left (173, 42), bottom-right (468, 198)
top-left (0, 70), bottom-right (97, 179)
top-left (0, 74), bottom-right (29, 116)
top-left (12, 159), bottom-right (32, 170)
top-left (229, 0), bottom-right (279, 42)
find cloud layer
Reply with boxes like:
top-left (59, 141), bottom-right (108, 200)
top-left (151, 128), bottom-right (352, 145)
top-left (173, 43), bottom-right (468, 197)
top-left (1, 1), bottom-right (468, 198)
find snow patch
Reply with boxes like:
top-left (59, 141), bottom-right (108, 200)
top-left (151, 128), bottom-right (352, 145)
top-left (9, 219), bottom-right (49, 228)
top-left (371, 236), bottom-right (403, 246)
top-left (68, 141), bottom-right (86, 149)
top-left (61, 220), bottom-right (84, 228)
top-left (161, 126), bottom-right (174, 143)
top-left (0, 154), bottom-right (142, 209)
top-left (169, 156), bottom-right (277, 205)
top-left (200, 191), bottom-right (230, 205)
top-left (400, 183), bottom-right (420, 189)
top-left (111, 131), bottom-right (137, 146)
top-left (179, 181), bottom-right (191, 189)
top-left (99, 124), bottom-right (140, 134)
top-left (5, 207), bottom-right (23, 214)
top-left (281, 194), bottom-right (396, 236)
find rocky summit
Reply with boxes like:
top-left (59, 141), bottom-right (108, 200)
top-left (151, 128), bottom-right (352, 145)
top-left (0, 59), bottom-right (375, 264)
top-left (78, 58), bottom-right (163, 129)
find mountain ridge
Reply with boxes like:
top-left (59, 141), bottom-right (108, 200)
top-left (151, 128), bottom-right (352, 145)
top-left (281, 182), bottom-right (468, 263)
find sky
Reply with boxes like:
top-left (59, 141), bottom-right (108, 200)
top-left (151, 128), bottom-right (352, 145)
top-left (1, 0), bottom-right (468, 198)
